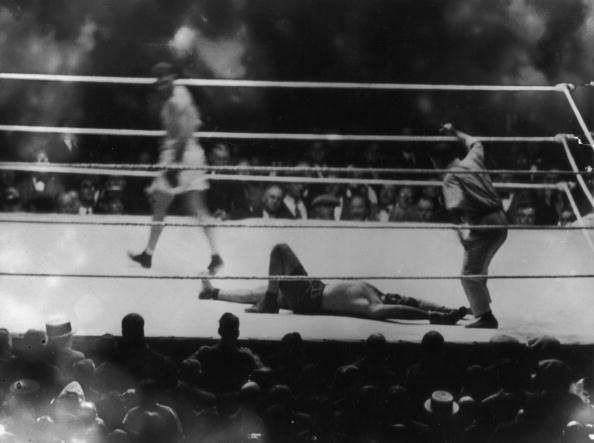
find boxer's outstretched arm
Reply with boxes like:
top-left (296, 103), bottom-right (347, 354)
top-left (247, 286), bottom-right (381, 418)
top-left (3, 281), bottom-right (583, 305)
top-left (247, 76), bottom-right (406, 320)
top-left (201, 278), bottom-right (266, 304)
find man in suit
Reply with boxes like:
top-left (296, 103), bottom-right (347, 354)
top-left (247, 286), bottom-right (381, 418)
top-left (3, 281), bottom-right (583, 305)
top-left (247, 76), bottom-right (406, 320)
top-left (232, 184), bottom-right (294, 219)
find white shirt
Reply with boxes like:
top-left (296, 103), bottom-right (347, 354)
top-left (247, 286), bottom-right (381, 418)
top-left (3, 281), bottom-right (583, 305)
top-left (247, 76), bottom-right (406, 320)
top-left (283, 195), bottom-right (307, 219)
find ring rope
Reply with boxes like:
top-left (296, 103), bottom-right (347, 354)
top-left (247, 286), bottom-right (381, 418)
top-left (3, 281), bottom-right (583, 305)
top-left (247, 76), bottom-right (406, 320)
top-left (560, 181), bottom-right (594, 252)
top-left (0, 124), bottom-right (559, 143)
top-left (0, 271), bottom-right (591, 280)
top-left (560, 84), bottom-right (594, 154)
top-left (559, 135), bottom-right (594, 209)
top-left (0, 73), bottom-right (564, 91)
top-left (0, 217), bottom-right (588, 230)
top-left (0, 161), bottom-right (586, 177)
top-left (0, 163), bottom-right (564, 189)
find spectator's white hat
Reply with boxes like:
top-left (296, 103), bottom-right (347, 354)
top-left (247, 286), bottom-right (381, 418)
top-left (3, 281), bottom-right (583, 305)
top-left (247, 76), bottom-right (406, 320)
top-left (424, 390), bottom-right (459, 416)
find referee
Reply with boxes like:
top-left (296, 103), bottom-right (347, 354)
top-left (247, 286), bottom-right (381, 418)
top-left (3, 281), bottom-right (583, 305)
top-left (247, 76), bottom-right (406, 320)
top-left (430, 123), bottom-right (508, 329)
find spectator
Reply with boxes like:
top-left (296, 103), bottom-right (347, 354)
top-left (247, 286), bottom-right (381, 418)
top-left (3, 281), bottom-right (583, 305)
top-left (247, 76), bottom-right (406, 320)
top-left (344, 164), bottom-right (379, 215)
top-left (0, 329), bottom-right (16, 394)
top-left (514, 204), bottom-right (537, 225)
top-left (78, 177), bottom-right (99, 214)
top-left (230, 182), bottom-right (265, 219)
top-left (283, 182), bottom-right (308, 220)
top-left (459, 364), bottom-right (489, 402)
top-left (44, 131), bottom-right (80, 164)
top-left (49, 381), bottom-right (104, 443)
top-left (0, 170), bottom-right (16, 194)
top-left (102, 197), bottom-right (125, 215)
top-left (97, 176), bottom-right (127, 214)
top-left (72, 358), bottom-right (97, 401)
top-left (338, 333), bottom-right (396, 389)
top-left (499, 173), bottom-right (534, 222)
top-left (375, 184), bottom-right (397, 222)
top-left (394, 142), bottom-right (432, 171)
top-left (389, 186), bottom-right (417, 221)
top-left (306, 141), bottom-right (328, 168)
top-left (124, 151), bottom-right (154, 215)
top-left (1, 187), bottom-right (22, 212)
top-left (343, 193), bottom-right (371, 221)
top-left (191, 313), bottom-right (260, 394)
top-left (56, 191), bottom-right (81, 214)
top-left (273, 332), bottom-right (308, 390)
top-left (44, 319), bottom-right (85, 385)
top-left (16, 149), bottom-right (64, 212)
top-left (0, 379), bottom-right (43, 441)
top-left (534, 171), bottom-right (567, 225)
top-left (228, 381), bottom-right (265, 441)
top-left (405, 331), bottom-right (458, 409)
top-left (262, 184), bottom-right (293, 219)
top-left (12, 329), bottom-right (60, 402)
top-left (169, 358), bottom-right (216, 436)
top-left (232, 184), bottom-right (293, 219)
top-left (207, 143), bottom-right (244, 218)
top-left (122, 379), bottom-right (184, 443)
top-left (420, 184), bottom-right (447, 220)
top-left (117, 314), bottom-right (177, 389)
top-left (92, 334), bottom-right (134, 393)
top-left (558, 208), bottom-right (576, 226)
top-left (413, 196), bottom-right (436, 222)
top-left (561, 421), bottom-right (591, 443)
top-left (423, 390), bottom-right (459, 443)
top-left (309, 194), bottom-right (339, 220)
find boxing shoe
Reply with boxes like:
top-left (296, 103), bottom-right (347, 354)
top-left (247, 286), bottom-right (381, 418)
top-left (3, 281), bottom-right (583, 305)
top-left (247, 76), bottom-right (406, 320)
top-left (245, 292), bottom-right (279, 314)
top-left (208, 254), bottom-right (224, 274)
top-left (465, 312), bottom-right (499, 329)
top-left (128, 251), bottom-right (152, 268)
top-left (199, 287), bottom-right (220, 300)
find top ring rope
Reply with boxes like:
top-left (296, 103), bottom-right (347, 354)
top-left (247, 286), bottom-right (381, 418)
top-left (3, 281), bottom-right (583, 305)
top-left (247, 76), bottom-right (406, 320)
top-left (0, 73), bottom-right (564, 91)
top-left (0, 124), bottom-right (558, 143)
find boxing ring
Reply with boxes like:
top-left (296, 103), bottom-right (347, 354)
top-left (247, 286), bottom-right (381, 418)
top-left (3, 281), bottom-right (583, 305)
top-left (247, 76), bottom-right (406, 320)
top-left (1, 75), bottom-right (594, 344)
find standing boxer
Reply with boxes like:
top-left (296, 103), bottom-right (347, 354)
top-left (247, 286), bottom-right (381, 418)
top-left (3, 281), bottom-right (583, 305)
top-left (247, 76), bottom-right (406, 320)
top-left (129, 62), bottom-right (223, 273)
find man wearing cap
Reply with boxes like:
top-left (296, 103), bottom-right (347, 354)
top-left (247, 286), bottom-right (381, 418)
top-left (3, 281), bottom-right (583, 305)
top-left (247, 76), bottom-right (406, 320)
top-left (12, 329), bottom-right (60, 403)
top-left (430, 123), bottom-right (508, 329)
top-left (129, 62), bottom-right (223, 274)
top-left (310, 194), bottom-right (340, 220)
top-left (424, 390), bottom-right (459, 442)
top-left (44, 319), bottom-right (85, 384)
top-left (200, 243), bottom-right (467, 325)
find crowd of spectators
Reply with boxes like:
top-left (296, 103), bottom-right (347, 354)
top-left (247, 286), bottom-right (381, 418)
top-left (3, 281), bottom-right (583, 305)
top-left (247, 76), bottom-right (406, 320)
top-left (0, 313), bottom-right (593, 442)
top-left (0, 133), bottom-right (585, 226)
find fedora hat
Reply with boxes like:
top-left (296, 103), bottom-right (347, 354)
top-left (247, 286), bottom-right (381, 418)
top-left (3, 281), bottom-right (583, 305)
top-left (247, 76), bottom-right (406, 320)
top-left (46, 319), bottom-right (75, 339)
top-left (424, 390), bottom-right (459, 416)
